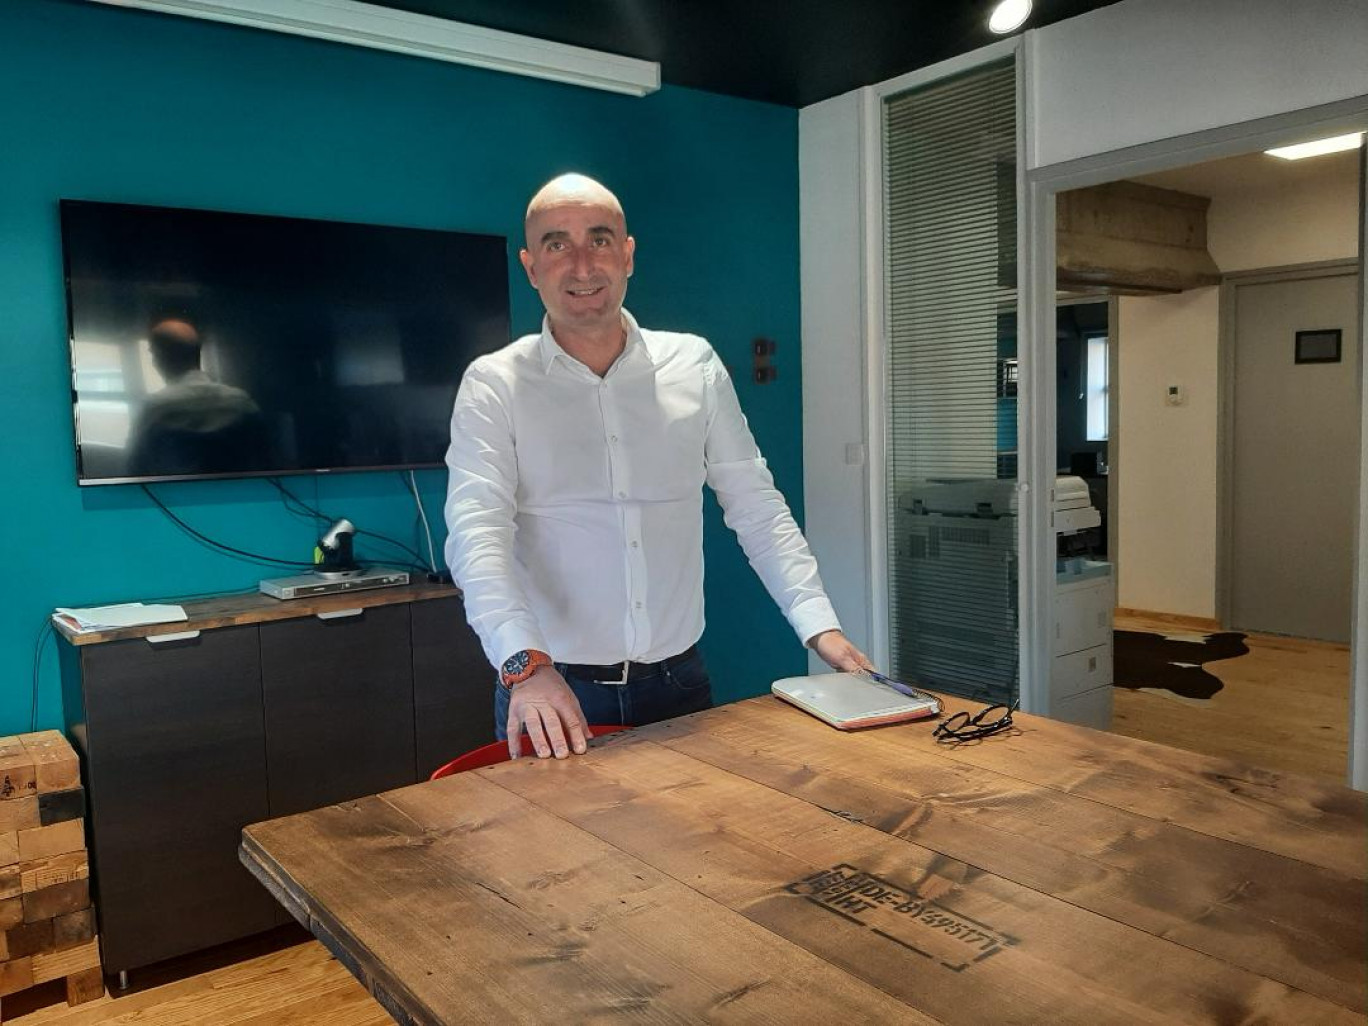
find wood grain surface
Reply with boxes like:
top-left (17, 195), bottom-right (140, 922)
top-left (241, 695), bottom-right (1367, 1025)
top-left (53, 582), bottom-right (457, 646)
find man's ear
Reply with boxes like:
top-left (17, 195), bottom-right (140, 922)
top-left (518, 248), bottom-right (538, 288)
top-left (624, 235), bottom-right (636, 279)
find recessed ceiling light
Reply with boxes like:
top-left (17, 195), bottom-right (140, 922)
top-left (1265, 132), bottom-right (1364, 160)
top-left (989, 0), bottom-right (1033, 34)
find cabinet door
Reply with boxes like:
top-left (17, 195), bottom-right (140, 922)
top-left (260, 604), bottom-right (416, 817)
top-left (1055, 578), bottom-right (1113, 655)
top-left (76, 626), bottom-right (276, 974)
top-left (1052, 644), bottom-right (1113, 701)
top-left (412, 596), bottom-right (495, 778)
top-left (1056, 685), bottom-right (1114, 731)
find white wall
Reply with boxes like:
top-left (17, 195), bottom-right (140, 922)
top-left (1114, 160), bottom-right (1361, 617)
top-left (799, 90), bottom-right (872, 673)
top-left (1027, 0), bottom-right (1368, 169)
top-left (1115, 288), bottom-right (1220, 617)
top-left (1208, 165), bottom-right (1361, 272)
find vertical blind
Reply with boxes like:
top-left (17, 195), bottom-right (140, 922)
top-left (884, 59), bottom-right (1019, 704)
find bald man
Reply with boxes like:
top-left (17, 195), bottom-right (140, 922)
top-left (127, 317), bottom-right (264, 477)
top-left (444, 174), bottom-right (869, 761)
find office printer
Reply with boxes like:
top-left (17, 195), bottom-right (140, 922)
top-left (902, 474), bottom-right (1098, 530)
top-left (893, 476), bottom-right (1108, 706)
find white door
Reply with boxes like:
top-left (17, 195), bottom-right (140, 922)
top-left (1229, 270), bottom-right (1361, 642)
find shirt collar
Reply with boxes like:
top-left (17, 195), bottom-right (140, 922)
top-left (537, 308), bottom-right (656, 374)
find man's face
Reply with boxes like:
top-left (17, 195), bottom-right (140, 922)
top-left (519, 198), bottom-right (635, 334)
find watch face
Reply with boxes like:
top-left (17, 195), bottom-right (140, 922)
top-left (502, 650), bottom-right (531, 677)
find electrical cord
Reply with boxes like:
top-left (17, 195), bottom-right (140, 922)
top-left (267, 479), bottom-right (431, 569)
top-left (31, 618), bottom-right (53, 732)
top-left (142, 485), bottom-right (316, 569)
top-left (269, 479), bottom-right (325, 527)
top-left (146, 483), bottom-right (433, 576)
top-left (404, 471), bottom-right (439, 572)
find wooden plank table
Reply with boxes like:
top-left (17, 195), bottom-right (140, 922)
top-left (240, 694), bottom-right (1368, 1025)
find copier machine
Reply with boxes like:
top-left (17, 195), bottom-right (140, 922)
top-left (894, 476), bottom-right (1113, 726)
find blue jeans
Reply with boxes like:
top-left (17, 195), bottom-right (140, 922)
top-left (494, 647), bottom-right (712, 740)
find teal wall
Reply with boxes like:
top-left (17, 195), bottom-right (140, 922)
top-left (2, 0), bottom-right (805, 731)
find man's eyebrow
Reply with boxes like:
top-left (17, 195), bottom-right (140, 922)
top-left (536, 225), bottom-right (618, 245)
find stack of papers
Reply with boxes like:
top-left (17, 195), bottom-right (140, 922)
top-left (53, 603), bottom-right (188, 634)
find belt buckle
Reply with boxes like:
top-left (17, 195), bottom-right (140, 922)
top-left (620, 660), bottom-right (630, 686)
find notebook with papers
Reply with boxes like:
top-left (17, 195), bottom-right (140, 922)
top-left (771, 672), bottom-right (941, 730)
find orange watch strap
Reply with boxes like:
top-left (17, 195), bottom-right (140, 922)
top-left (500, 649), bottom-right (552, 688)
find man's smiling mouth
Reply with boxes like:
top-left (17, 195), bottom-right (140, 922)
top-left (567, 286), bottom-right (604, 297)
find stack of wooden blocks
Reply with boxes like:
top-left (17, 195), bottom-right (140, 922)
top-left (0, 731), bottom-right (101, 1020)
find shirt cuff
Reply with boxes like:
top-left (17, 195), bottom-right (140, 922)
top-left (488, 623), bottom-right (553, 672)
top-left (787, 596), bottom-right (842, 648)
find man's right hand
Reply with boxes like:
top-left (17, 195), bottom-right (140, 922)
top-left (506, 665), bottom-right (589, 760)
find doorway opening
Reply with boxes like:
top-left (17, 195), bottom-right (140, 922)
top-left (1047, 141), bottom-right (1362, 782)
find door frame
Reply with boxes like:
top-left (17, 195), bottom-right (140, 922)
top-left (856, 35), bottom-right (1023, 675)
top-left (1023, 93), bottom-right (1368, 789)
top-left (1055, 293), bottom-right (1118, 583)
top-left (1217, 260), bottom-right (1361, 631)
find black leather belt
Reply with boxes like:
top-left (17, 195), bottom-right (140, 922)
top-left (558, 645), bottom-right (699, 685)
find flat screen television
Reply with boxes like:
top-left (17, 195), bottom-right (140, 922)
top-left (61, 199), bottom-right (510, 485)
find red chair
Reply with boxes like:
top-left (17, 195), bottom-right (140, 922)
top-left (429, 724), bottom-right (630, 780)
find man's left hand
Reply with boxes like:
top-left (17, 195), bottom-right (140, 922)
top-left (809, 630), bottom-right (874, 673)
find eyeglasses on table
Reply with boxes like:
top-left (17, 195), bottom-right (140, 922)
top-left (933, 702), bottom-right (1018, 742)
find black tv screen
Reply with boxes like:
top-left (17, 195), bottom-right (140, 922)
top-left (61, 200), bottom-right (510, 485)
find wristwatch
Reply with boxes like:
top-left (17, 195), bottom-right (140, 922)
top-left (500, 648), bottom-right (552, 689)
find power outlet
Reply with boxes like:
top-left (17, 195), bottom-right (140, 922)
top-left (752, 337), bottom-right (777, 385)
top-left (1165, 384), bottom-right (1186, 406)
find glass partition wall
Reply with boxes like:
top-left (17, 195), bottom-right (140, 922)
top-left (884, 59), bottom-right (1020, 705)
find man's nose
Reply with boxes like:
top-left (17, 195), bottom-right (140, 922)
top-left (570, 245), bottom-right (594, 276)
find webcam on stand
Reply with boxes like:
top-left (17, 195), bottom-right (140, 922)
top-left (314, 519), bottom-right (358, 577)
top-left (259, 517), bottom-right (410, 600)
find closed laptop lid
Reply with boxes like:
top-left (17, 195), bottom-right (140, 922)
top-left (771, 672), bottom-right (940, 730)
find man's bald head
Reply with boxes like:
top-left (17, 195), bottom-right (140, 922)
top-left (148, 317), bottom-right (203, 378)
top-left (519, 174), bottom-right (635, 340)
top-left (524, 174), bottom-right (626, 245)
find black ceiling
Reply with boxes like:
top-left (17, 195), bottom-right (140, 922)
top-left (365, 0), bottom-right (1119, 107)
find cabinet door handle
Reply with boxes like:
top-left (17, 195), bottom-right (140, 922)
top-left (146, 630), bottom-right (201, 644)
top-left (316, 608), bottom-right (364, 621)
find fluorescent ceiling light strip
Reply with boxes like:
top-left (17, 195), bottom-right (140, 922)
top-left (1265, 132), bottom-right (1363, 160)
top-left (87, 0), bottom-right (661, 96)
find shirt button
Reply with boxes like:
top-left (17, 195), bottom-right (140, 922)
top-left (617, 490), bottom-right (626, 499)
top-left (610, 435), bottom-right (619, 443)
top-left (631, 541), bottom-right (639, 549)
top-left (635, 601), bottom-right (643, 610)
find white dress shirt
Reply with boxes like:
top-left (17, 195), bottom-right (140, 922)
top-left (444, 309), bottom-right (840, 670)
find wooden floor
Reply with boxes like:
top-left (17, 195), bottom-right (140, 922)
top-left (1111, 612), bottom-right (1351, 783)
top-left (3, 927), bottom-right (386, 1025)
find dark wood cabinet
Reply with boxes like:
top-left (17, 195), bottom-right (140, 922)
top-left (261, 605), bottom-right (417, 817)
top-left (412, 596), bottom-right (495, 778)
top-left (61, 626), bottom-right (278, 973)
top-left (56, 585), bottom-right (489, 976)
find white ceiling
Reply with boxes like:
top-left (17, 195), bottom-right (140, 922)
top-left (1134, 146), bottom-right (1361, 201)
